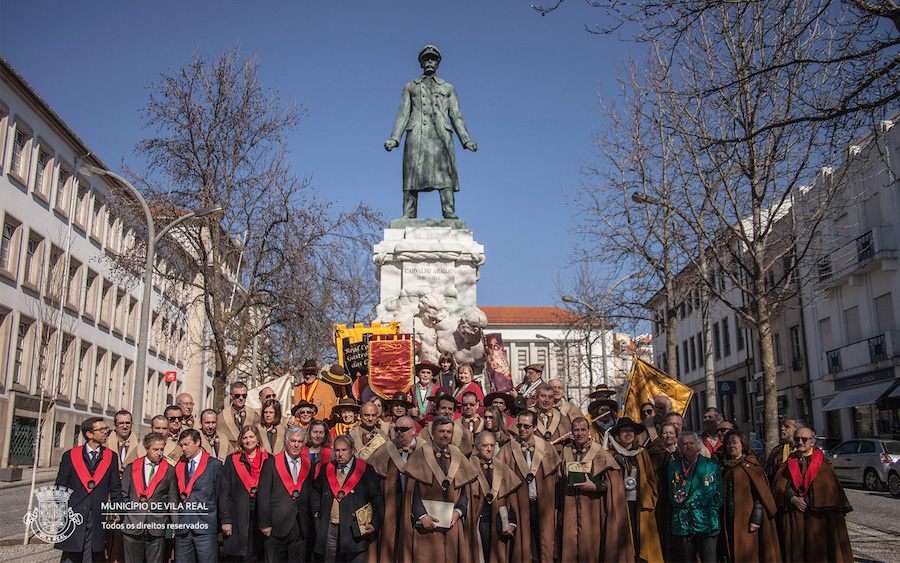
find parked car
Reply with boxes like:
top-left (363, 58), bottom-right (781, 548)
top-left (817, 436), bottom-right (841, 457)
top-left (829, 439), bottom-right (900, 491)
top-left (887, 459), bottom-right (900, 497)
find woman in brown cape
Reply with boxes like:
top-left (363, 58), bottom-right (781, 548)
top-left (771, 426), bottom-right (853, 562)
top-left (720, 430), bottom-right (781, 562)
top-left (648, 421), bottom-right (682, 563)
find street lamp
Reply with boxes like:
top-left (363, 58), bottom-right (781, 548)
top-left (535, 333), bottom-right (570, 397)
top-left (79, 165), bottom-right (223, 429)
top-left (563, 270), bottom-right (646, 388)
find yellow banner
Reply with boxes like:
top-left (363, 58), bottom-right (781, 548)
top-left (333, 322), bottom-right (401, 369)
top-left (620, 356), bottom-right (693, 421)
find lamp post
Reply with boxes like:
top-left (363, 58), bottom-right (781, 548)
top-left (631, 191), bottom-right (717, 410)
top-left (79, 165), bottom-right (223, 428)
top-left (535, 333), bottom-right (571, 399)
top-left (563, 270), bottom-right (645, 389)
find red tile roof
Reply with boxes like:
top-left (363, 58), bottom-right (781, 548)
top-left (480, 306), bottom-right (581, 325)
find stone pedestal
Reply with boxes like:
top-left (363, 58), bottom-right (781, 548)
top-left (373, 219), bottom-right (485, 326)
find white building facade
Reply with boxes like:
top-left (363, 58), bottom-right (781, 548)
top-left (0, 56), bottom-right (216, 468)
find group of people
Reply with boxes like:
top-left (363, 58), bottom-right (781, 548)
top-left (53, 358), bottom-right (855, 563)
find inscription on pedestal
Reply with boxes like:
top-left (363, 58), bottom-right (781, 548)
top-left (403, 262), bottom-right (455, 290)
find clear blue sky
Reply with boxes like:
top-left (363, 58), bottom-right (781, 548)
top-left (1, 0), bottom-right (629, 308)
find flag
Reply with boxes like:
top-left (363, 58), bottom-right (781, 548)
top-left (620, 356), bottom-right (693, 421)
top-left (367, 338), bottom-right (414, 399)
top-left (483, 333), bottom-right (513, 392)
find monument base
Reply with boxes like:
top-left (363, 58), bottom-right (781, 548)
top-left (373, 223), bottom-right (485, 327)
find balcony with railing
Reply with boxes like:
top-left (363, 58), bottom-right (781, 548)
top-left (823, 330), bottom-right (900, 379)
top-left (818, 226), bottom-right (897, 286)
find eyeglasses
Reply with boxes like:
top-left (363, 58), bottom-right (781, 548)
top-left (395, 426), bottom-right (413, 433)
top-left (641, 409), bottom-right (654, 416)
top-left (232, 394), bottom-right (247, 399)
top-left (516, 423), bottom-right (533, 429)
top-left (263, 394), bottom-right (276, 399)
top-left (167, 416), bottom-right (183, 422)
top-left (795, 437), bottom-right (812, 443)
top-left (90, 427), bottom-right (110, 433)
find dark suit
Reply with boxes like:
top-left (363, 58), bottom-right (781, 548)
top-left (173, 452), bottom-right (222, 562)
top-left (54, 445), bottom-right (124, 562)
top-left (257, 452), bottom-right (316, 562)
top-left (310, 458), bottom-right (385, 562)
top-left (120, 457), bottom-right (177, 562)
top-left (219, 452), bottom-right (267, 561)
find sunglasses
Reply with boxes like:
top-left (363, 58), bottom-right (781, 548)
top-left (168, 416), bottom-right (183, 422)
top-left (717, 428), bottom-right (731, 434)
top-left (641, 409), bottom-right (654, 415)
top-left (795, 437), bottom-right (812, 443)
top-left (516, 423), bottom-right (533, 429)
top-left (232, 394), bottom-right (247, 399)
top-left (395, 426), bottom-right (413, 433)
top-left (263, 394), bottom-right (276, 399)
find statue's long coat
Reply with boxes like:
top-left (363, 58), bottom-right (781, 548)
top-left (389, 74), bottom-right (473, 193)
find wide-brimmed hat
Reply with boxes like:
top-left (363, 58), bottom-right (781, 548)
top-left (609, 417), bottom-right (643, 436)
top-left (334, 397), bottom-right (361, 412)
top-left (523, 363), bottom-right (544, 373)
top-left (415, 361), bottom-right (442, 375)
top-left (588, 384), bottom-right (615, 399)
top-left (320, 365), bottom-right (352, 386)
top-left (386, 393), bottom-right (414, 409)
top-left (426, 387), bottom-right (456, 404)
top-left (484, 392), bottom-right (513, 410)
top-left (587, 399), bottom-right (618, 417)
top-left (301, 358), bottom-right (318, 372)
top-left (291, 400), bottom-right (318, 417)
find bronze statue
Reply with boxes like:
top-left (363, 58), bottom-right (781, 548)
top-left (385, 45), bottom-right (478, 220)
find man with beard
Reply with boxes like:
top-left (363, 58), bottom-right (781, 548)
top-left (470, 432), bottom-right (520, 562)
top-left (367, 416), bottom-right (420, 561)
top-left (771, 426), bottom-right (853, 562)
top-left (642, 395), bottom-right (673, 444)
top-left (587, 398), bottom-right (619, 443)
top-left (498, 410), bottom-right (560, 563)
top-left (766, 418), bottom-right (800, 482)
top-left (399, 417), bottom-right (480, 561)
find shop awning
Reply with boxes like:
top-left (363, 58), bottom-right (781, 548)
top-left (822, 380), bottom-right (896, 411)
top-left (889, 385), bottom-right (900, 399)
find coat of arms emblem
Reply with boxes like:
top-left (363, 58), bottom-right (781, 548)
top-left (23, 485), bottom-right (83, 543)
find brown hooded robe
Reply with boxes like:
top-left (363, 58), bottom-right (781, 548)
top-left (498, 436), bottom-right (561, 563)
top-left (721, 456), bottom-right (781, 563)
top-left (469, 453), bottom-right (521, 563)
top-left (771, 451), bottom-right (853, 562)
top-left (399, 443), bottom-right (480, 563)
top-left (417, 419), bottom-right (474, 455)
top-left (367, 439), bottom-right (417, 563)
top-left (558, 441), bottom-right (635, 563)
top-left (609, 445), bottom-right (663, 563)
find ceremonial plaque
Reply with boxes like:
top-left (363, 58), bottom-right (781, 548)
top-left (353, 502), bottom-right (373, 538)
top-left (567, 461), bottom-right (591, 485)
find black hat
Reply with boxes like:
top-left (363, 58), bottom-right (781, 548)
top-left (484, 392), bottom-right (513, 410)
top-left (609, 417), bottom-right (643, 436)
top-left (587, 399), bottom-right (618, 417)
top-left (588, 384), bottom-right (615, 399)
top-left (301, 358), bottom-right (318, 372)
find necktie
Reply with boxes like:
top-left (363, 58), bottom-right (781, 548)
top-left (121, 444), bottom-right (127, 462)
top-left (148, 462), bottom-right (157, 485)
top-left (439, 450), bottom-right (448, 473)
top-left (90, 450), bottom-right (99, 468)
top-left (290, 458), bottom-right (299, 484)
top-left (188, 459), bottom-right (196, 479)
top-left (236, 411), bottom-right (244, 427)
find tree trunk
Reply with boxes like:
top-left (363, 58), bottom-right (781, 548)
top-left (213, 372), bottom-right (226, 414)
top-left (755, 307), bottom-right (780, 453)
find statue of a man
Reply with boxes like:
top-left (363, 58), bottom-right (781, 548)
top-left (385, 45), bottom-right (478, 220)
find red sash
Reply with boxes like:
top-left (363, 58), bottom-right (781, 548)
top-left (232, 451), bottom-right (268, 497)
top-left (303, 446), bottom-right (333, 477)
top-left (275, 452), bottom-right (311, 498)
top-left (787, 448), bottom-right (824, 496)
top-left (176, 451), bottom-right (210, 501)
top-left (297, 381), bottom-right (319, 403)
top-left (71, 446), bottom-right (113, 491)
top-left (132, 457), bottom-right (168, 500)
top-left (326, 459), bottom-right (366, 501)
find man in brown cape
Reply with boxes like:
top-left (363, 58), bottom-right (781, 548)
top-left (470, 431), bottom-right (520, 562)
top-left (498, 410), bottom-right (561, 563)
top-left (417, 391), bottom-right (473, 455)
top-left (349, 401), bottom-right (389, 461)
top-left (220, 381), bottom-right (260, 454)
top-left (366, 416), bottom-right (419, 562)
top-left (558, 417), bottom-right (635, 562)
top-left (771, 426), bottom-right (853, 562)
top-left (549, 378), bottom-right (583, 422)
top-left (399, 416), bottom-right (480, 562)
top-left (766, 418), bottom-right (799, 482)
top-left (533, 384), bottom-right (572, 450)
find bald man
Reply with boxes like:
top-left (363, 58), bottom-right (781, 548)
top-left (549, 379), bottom-right (583, 423)
top-left (176, 393), bottom-right (196, 429)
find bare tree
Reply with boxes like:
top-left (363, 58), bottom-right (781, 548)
top-left (109, 46), bottom-right (381, 407)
